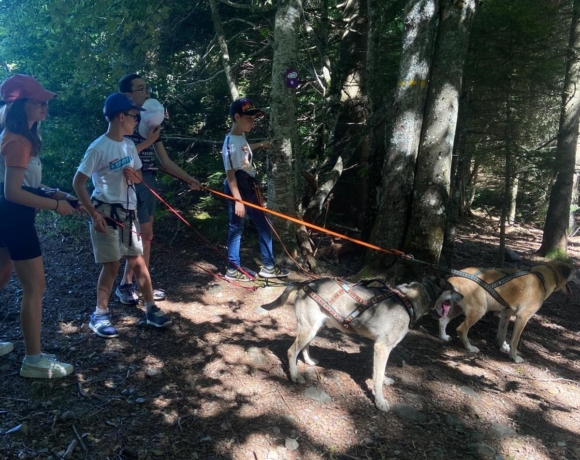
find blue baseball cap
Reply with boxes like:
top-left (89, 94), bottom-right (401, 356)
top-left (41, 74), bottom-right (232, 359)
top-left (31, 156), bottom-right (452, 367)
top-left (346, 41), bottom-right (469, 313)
top-left (103, 92), bottom-right (145, 118)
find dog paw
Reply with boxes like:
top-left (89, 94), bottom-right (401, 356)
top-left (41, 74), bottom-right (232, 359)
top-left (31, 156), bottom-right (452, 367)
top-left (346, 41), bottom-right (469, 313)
top-left (466, 345), bottom-right (480, 353)
top-left (383, 377), bottom-right (395, 386)
top-left (375, 399), bottom-right (390, 412)
top-left (291, 374), bottom-right (306, 384)
top-left (500, 342), bottom-right (510, 353)
top-left (440, 334), bottom-right (452, 342)
top-left (304, 357), bottom-right (318, 366)
top-left (512, 355), bottom-right (524, 364)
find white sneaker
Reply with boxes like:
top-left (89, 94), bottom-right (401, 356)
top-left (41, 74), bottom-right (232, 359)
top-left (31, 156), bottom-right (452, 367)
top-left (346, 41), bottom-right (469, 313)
top-left (0, 342), bottom-right (14, 357)
top-left (20, 354), bottom-right (74, 379)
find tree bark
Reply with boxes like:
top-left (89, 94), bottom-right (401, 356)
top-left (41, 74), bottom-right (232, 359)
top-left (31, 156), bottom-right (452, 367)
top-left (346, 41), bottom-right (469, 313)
top-left (403, 0), bottom-right (478, 266)
top-left (368, 0), bottom-right (440, 263)
top-left (442, 85), bottom-right (472, 264)
top-left (267, 0), bottom-right (302, 245)
top-left (497, 84), bottom-right (513, 268)
top-left (508, 174), bottom-right (518, 226)
top-left (209, 0), bottom-right (239, 101)
top-left (537, 0), bottom-right (580, 256)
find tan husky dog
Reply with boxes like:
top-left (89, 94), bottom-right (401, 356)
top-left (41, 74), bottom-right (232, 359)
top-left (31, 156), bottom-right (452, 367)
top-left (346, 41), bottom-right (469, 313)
top-left (257, 276), bottom-right (462, 412)
top-left (435, 261), bottom-right (575, 363)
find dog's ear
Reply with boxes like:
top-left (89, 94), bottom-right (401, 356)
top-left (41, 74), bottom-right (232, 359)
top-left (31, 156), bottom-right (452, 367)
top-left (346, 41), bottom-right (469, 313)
top-left (557, 262), bottom-right (574, 281)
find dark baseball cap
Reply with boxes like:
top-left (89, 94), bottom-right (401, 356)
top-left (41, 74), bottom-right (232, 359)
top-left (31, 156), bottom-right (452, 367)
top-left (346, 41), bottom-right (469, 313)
top-left (229, 98), bottom-right (265, 118)
top-left (103, 92), bottom-right (145, 118)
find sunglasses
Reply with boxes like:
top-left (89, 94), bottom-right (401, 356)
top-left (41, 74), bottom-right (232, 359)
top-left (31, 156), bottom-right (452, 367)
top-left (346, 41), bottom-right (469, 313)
top-left (123, 113), bottom-right (141, 122)
top-left (27, 100), bottom-right (49, 107)
top-left (129, 86), bottom-right (153, 94)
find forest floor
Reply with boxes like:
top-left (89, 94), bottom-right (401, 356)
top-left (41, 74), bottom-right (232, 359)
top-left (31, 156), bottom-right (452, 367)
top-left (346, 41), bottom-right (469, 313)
top-left (1, 210), bottom-right (580, 460)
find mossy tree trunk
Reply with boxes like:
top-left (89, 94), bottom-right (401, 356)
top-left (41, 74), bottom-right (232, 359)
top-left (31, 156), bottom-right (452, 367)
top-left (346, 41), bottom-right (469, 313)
top-left (367, 0), bottom-right (440, 269)
top-left (268, 0), bottom-right (302, 247)
top-left (403, 0), bottom-right (479, 268)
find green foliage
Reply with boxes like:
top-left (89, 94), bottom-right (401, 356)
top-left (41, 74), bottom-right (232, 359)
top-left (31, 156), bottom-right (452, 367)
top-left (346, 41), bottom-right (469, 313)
top-left (0, 0), bottom-right (573, 243)
top-left (34, 210), bottom-right (88, 245)
top-left (462, 0), bottom-right (568, 222)
top-left (543, 248), bottom-right (572, 263)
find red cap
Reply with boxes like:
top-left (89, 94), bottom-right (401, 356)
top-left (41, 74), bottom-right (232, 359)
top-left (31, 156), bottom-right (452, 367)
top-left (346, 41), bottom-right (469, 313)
top-left (0, 74), bottom-right (57, 103)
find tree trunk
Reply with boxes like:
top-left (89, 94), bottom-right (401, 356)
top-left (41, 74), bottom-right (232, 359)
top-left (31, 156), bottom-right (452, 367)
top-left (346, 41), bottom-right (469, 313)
top-left (537, 0), bottom-right (580, 256)
top-left (404, 0), bottom-right (478, 266)
top-left (368, 0), bottom-right (439, 263)
top-left (508, 174), bottom-right (518, 226)
top-left (570, 150), bottom-right (580, 231)
top-left (268, 0), bottom-right (302, 246)
top-left (442, 86), bottom-right (472, 264)
top-left (208, 0), bottom-right (239, 101)
top-left (497, 85), bottom-right (513, 268)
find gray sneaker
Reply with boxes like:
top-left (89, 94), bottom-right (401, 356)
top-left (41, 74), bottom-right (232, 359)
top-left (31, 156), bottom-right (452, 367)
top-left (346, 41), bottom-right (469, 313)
top-left (20, 354), bottom-right (74, 379)
top-left (0, 342), bottom-right (14, 357)
top-left (258, 266), bottom-right (290, 278)
top-left (133, 283), bottom-right (166, 301)
top-left (225, 267), bottom-right (257, 282)
top-left (115, 283), bottom-right (138, 305)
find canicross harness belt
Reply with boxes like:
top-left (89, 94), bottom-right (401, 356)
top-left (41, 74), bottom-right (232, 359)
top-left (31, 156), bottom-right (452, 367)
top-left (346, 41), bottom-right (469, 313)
top-left (447, 269), bottom-right (547, 308)
top-left (302, 279), bottom-right (416, 330)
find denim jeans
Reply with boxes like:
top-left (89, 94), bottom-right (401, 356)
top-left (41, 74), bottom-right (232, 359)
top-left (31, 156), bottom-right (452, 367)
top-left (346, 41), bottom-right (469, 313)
top-left (224, 180), bottom-right (275, 270)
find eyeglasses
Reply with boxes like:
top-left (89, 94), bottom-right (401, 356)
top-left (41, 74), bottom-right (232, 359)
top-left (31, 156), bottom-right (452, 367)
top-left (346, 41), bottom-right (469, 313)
top-left (129, 86), bottom-right (152, 94)
top-left (123, 113), bottom-right (141, 122)
top-left (27, 100), bottom-right (49, 107)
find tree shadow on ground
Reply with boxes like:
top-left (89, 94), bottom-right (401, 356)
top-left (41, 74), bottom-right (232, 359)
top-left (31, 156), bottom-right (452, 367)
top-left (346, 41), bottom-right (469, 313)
top-left (1, 214), bottom-right (580, 459)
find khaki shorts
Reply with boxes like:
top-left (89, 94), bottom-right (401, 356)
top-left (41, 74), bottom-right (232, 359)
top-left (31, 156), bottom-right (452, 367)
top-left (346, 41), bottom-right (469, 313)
top-left (89, 203), bottom-right (143, 264)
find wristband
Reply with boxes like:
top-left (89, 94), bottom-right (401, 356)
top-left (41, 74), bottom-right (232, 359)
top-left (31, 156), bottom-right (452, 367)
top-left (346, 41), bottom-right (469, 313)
top-left (55, 200), bottom-right (59, 211)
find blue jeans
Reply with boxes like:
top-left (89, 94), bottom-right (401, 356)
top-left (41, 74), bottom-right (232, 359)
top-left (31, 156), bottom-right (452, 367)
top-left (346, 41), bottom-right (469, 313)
top-left (224, 180), bottom-right (275, 270)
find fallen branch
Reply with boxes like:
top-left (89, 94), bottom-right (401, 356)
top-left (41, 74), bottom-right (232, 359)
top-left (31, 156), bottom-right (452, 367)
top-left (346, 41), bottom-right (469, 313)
top-left (63, 439), bottom-right (78, 459)
top-left (72, 425), bottom-right (87, 451)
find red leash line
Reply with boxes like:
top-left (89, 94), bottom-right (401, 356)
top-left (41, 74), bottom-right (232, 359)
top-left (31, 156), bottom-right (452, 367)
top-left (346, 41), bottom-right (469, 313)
top-left (133, 177), bottom-right (258, 290)
top-left (158, 167), bottom-right (406, 259)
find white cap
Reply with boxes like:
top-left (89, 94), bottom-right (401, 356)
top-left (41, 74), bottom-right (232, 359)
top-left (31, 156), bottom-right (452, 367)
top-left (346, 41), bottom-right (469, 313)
top-left (138, 98), bottom-right (165, 138)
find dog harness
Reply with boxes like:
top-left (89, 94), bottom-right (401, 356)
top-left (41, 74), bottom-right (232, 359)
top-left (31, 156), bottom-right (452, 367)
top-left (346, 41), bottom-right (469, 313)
top-left (448, 268), bottom-right (546, 308)
top-left (302, 279), bottom-right (416, 330)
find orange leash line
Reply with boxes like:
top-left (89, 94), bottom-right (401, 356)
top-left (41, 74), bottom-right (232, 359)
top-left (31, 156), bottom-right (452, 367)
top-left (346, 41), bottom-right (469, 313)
top-left (158, 166), bottom-right (406, 259)
top-left (207, 187), bottom-right (405, 258)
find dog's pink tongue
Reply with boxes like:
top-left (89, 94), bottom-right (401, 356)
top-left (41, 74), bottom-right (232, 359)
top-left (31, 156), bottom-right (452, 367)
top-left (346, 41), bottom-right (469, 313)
top-left (440, 301), bottom-right (451, 318)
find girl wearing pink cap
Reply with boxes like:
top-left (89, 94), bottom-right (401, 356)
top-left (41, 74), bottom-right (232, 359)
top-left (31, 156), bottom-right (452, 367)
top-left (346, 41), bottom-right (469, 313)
top-left (0, 74), bottom-right (77, 378)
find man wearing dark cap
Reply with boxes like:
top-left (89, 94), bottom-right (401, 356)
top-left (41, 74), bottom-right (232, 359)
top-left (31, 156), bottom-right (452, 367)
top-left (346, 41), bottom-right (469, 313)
top-left (222, 97), bottom-right (289, 281)
top-left (73, 93), bottom-right (172, 339)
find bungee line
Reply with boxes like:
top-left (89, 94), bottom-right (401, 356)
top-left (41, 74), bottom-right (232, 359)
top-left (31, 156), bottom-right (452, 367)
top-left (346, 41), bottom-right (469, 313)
top-left (157, 167), bottom-right (407, 260)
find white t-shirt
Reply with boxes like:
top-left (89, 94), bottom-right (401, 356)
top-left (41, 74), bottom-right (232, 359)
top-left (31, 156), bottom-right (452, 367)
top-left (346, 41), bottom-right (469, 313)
top-left (222, 134), bottom-right (256, 177)
top-left (77, 135), bottom-right (142, 210)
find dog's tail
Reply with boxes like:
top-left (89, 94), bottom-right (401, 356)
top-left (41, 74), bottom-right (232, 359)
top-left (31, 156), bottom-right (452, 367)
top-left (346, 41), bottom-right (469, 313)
top-left (255, 283), bottom-right (302, 315)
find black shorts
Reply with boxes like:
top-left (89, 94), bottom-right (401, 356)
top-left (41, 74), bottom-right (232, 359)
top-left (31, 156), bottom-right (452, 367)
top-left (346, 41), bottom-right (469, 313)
top-left (0, 199), bottom-right (41, 261)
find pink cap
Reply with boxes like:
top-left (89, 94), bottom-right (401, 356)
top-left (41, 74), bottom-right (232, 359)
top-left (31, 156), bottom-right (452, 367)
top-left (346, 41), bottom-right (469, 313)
top-left (0, 74), bottom-right (57, 103)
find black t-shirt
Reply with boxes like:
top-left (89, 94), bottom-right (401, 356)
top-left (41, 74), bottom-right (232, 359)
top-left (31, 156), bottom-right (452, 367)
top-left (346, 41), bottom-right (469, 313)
top-left (125, 128), bottom-right (157, 172)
